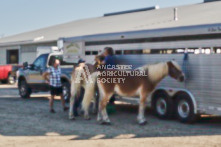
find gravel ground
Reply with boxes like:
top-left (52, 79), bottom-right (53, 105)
top-left (0, 84), bottom-right (221, 146)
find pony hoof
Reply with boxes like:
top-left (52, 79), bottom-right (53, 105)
top-left (74, 112), bottom-right (79, 117)
top-left (139, 120), bottom-right (148, 126)
top-left (100, 121), bottom-right (111, 125)
top-left (69, 117), bottom-right (75, 120)
top-left (97, 118), bottom-right (102, 122)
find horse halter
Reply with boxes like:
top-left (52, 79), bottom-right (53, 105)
top-left (168, 61), bottom-right (185, 82)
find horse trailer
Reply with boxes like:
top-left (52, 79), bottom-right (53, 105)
top-left (60, 23), bottom-right (221, 123)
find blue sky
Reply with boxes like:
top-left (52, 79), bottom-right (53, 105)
top-left (0, 0), bottom-right (203, 37)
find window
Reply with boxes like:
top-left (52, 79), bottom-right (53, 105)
top-left (118, 49), bottom-right (187, 55)
top-left (48, 55), bottom-right (73, 66)
top-left (85, 33), bottom-right (221, 46)
top-left (203, 48), bottom-right (211, 54)
top-left (123, 50), bottom-right (143, 55)
top-left (7, 49), bottom-right (19, 64)
top-left (115, 50), bottom-right (122, 55)
top-left (85, 51), bottom-right (99, 55)
top-left (84, 48), bottom-right (214, 56)
top-left (176, 49), bottom-right (185, 53)
top-left (33, 54), bottom-right (48, 69)
top-left (143, 49), bottom-right (151, 54)
top-left (213, 47), bottom-right (221, 54)
top-left (92, 51), bottom-right (98, 55)
top-left (142, 49), bottom-right (184, 54)
top-left (85, 51), bottom-right (91, 55)
top-left (186, 48), bottom-right (200, 54)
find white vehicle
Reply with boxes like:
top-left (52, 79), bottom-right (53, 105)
top-left (36, 46), bottom-right (60, 57)
top-left (60, 23), bottom-right (221, 123)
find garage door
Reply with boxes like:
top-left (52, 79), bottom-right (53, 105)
top-left (20, 47), bottom-right (37, 64)
top-left (21, 52), bottom-right (37, 64)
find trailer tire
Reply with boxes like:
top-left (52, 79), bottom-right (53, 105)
top-left (175, 93), bottom-right (197, 123)
top-left (152, 91), bottom-right (173, 119)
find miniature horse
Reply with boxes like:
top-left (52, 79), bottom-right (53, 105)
top-left (69, 55), bottom-right (104, 120)
top-left (82, 61), bottom-right (184, 125)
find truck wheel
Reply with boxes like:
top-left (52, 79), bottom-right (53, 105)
top-left (152, 91), bottom-right (173, 119)
top-left (175, 93), bottom-right (196, 123)
top-left (8, 74), bottom-right (15, 85)
top-left (62, 82), bottom-right (70, 103)
top-left (19, 80), bottom-right (31, 99)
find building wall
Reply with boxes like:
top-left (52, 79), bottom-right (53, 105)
top-left (0, 47), bottom-right (7, 65)
top-left (20, 42), bottom-right (56, 64)
top-left (0, 42), bottom-right (56, 65)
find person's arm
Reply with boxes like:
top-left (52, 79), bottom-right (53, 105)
top-left (102, 56), bottom-right (108, 65)
top-left (43, 69), bottom-right (50, 83)
top-left (101, 61), bottom-right (106, 65)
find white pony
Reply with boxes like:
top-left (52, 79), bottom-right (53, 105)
top-left (69, 56), bottom-right (104, 120)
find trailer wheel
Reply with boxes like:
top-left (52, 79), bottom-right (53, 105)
top-left (62, 81), bottom-right (70, 103)
top-left (19, 80), bottom-right (31, 99)
top-left (152, 91), bottom-right (173, 119)
top-left (175, 93), bottom-right (196, 123)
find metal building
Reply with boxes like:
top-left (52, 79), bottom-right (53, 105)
top-left (0, 1), bottom-right (221, 65)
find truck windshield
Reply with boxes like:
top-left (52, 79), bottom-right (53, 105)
top-left (33, 54), bottom-right (49, 69)
top-left (48, 55), bottom-right (73, 66)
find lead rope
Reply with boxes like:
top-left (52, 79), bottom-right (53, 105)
top-left (182, 52), bottom-right (189, 88)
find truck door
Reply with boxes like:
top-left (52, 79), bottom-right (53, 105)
top-left (28, 54), bottom-right (48, 87)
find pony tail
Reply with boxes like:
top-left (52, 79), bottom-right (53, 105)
top-left (82, 72), bottom-right (98, 113)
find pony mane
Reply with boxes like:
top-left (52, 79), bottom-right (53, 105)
top-left (171, 60), bottom-right (181, 71)
top-left (141, 62), bottom-right (169, 83)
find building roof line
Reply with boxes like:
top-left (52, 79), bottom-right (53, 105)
top-left (0, 40), bottom-right (56, 47)
top-left (1, 1), bottom-right (221, 47)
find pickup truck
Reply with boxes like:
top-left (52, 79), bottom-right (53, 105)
top-left (0, 64), bottom-right (21, 84)
top-left (17, 53), bottom-right (74, 102)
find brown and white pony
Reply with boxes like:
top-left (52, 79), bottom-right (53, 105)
top-left (69, 55), bottom-right (104, 120)
top-left (82, 61), bottom-right (184, 125)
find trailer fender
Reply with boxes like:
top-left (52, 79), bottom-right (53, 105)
top-left (172, 89), bottom-right (197, 114)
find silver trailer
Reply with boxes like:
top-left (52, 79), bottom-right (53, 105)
top-left (61, 23), bottom-right (221, 123)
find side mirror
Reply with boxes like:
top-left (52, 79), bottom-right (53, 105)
top-left (29, 64), bottom-right (35, 70)
top-left (23, 62), bottom-right (28, 68)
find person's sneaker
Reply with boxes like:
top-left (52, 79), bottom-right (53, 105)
top-left (50, 109), bottom-right (56, 113)
top-left (63, 107), bottom-right (69, 112)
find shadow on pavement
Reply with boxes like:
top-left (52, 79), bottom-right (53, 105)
top-left (0, 97), bottom-right (221, 140)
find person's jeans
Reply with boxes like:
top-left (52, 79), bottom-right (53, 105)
top-left (73, 88), bottom-right (84, 116)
